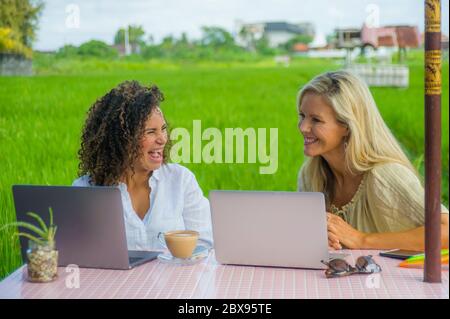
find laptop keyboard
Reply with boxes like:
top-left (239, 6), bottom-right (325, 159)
top-left (129, 257), bottom-right (143, 264)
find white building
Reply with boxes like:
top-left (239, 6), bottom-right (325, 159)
top-left (236, 21), bottom-right (315, 49)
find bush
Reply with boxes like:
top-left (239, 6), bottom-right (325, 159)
top-left (0, 27), bottom-right (32, 58)
top-left (55, 44), bottom-right (78, 58)
top-left (77, 40), bottom-right (118, 58)
top-left (55, 40), bottom-right (119, 59)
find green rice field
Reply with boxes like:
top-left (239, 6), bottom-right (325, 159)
top-left (0, 54), bottom-right (448, 280)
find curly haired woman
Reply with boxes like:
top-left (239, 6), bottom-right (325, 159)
top-left (73, 81), bottom-right (212, 251)
top-left (297, 71), bottom-right (449, 251)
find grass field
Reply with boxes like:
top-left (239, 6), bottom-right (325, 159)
top-left (0, 54), bottom-right (448, 280)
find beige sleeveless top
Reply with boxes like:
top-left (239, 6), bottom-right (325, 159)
top-left (298, 162), bottom-right (449, 233)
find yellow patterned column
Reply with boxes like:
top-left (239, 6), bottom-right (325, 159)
top-left (424, 0), bottom-right (442, 283)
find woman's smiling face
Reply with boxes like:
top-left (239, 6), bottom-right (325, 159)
top-left (135, 109), bottom-right (168, 172)
top-left (298, 93), bottom-right (348, 158)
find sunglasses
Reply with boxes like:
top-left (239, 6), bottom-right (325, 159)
top-left (321, 255), bottom-right (382, 278)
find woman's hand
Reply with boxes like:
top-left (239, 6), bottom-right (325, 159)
top-left (327, 213), bottom-right (366, 249)
top-left (328, 229), bottom-right (342, 250)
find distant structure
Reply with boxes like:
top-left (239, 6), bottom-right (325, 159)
top-left (333, 27), bottom-right (362, 49)
top-left (111, 43), bottom-right (141, 56)
top-left (441, 34), bottom-right (449, 51)
top-left (361, 24), bottom-right (421, 50)
top-left (332, 24), bottom-right (420, 56)
top-left (330, 24), bottom-right (421, 63)
top-left (236, 21), bottom-right (315, 49)
top-left (336, 24), bottom-right (421, 88)
top-left (292, 43), bottom-right (309, 54)
top-left (0, 53), bottom-right (32, 76)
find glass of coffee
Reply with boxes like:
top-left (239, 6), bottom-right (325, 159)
top-left (157, 230), bottom-right (209, 259)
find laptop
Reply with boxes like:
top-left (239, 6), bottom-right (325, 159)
top-left (12, 185), bottom-right (160, 270)
top-left (209, 190), bottom-right (329, 269)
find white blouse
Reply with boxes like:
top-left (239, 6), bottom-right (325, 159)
top-left (72, 163), bottom-right (213, 251)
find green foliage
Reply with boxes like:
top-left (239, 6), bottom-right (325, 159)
top-left (200, 26), bottom-right (237, 49)
top-left (0, 0), bottom-right (44, 48)
top-left (56, 40), bottom-right (118, 58)
top-left (110, 24), bottom-right (296, 60)
top-left (141, 44), bottom-right (164, 59)
top-left (255, 36), bottom-right (277, 56)
top-left (55, 44), bottom-right (78, 58)
top-left (78, 40), bottom-right (118, 58)
top-left (140, 31), bottom-right (253, 61)
top-left (0, 27), bottom-right (32, 58)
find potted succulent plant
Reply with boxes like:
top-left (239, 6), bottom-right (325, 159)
top-left (1, 207), bottom-right (58, 282)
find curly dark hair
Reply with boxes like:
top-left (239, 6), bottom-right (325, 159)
top-left (78, 80), bottom-right (171, 186)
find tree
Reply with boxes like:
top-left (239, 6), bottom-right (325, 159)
top-left (55, 44), bottom-right (78, 58)
top-left (114, 25), bottom-right (145, 46)
top-left (0, 0), bottom-right (44, 48)
top-left (255, 35), bottom-right (275, 56)
top-left (200, 26), bottom-right (236, 49)
top-left (0, 27), bottom-right (32, 58)
top-left (77, 40), bottom-right (118, 58)
top-left (178, 32), bottom-right (189, 45)
top-left (238, 26), bottom-right (253, 51)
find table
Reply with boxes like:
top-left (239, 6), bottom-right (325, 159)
top-left (0, 250), bottom-right (448, 299)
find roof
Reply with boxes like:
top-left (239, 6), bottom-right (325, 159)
top-left (335, 28), bottom-right (361, 33)
top-left (264, 22), bottom-right (304, 33)
top-left (292, 43), bottom-right (309, 52)
top-left (361, 24), bottom-right (420, 48)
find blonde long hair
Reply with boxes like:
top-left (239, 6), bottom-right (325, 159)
top-left (297, 70), bottom-right (416, 204)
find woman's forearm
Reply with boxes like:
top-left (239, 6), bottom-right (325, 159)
top-left (361, 224), bottom-right (449, 251)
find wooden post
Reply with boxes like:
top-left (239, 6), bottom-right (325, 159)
top-left (424, 0), bottom-right (442, 283)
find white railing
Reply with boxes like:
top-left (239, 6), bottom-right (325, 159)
top-left (345, 64), bottom-right (409, 88)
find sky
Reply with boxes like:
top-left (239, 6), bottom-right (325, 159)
top-left (34, 0), bottom-right (450, 51)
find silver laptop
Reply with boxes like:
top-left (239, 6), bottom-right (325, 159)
top-left (12, 185), bottom-right (160, 269)
top-left (210, 191), bottom-right (329, 269)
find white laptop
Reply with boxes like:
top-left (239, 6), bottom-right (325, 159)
top-left (209, 191), bottom-right (329, 269)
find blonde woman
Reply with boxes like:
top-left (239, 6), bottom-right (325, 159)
top-left (297, 70), bottom-right (449, 251)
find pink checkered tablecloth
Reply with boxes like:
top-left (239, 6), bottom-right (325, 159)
top-left (0, 250), bottom-right (447, 299)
